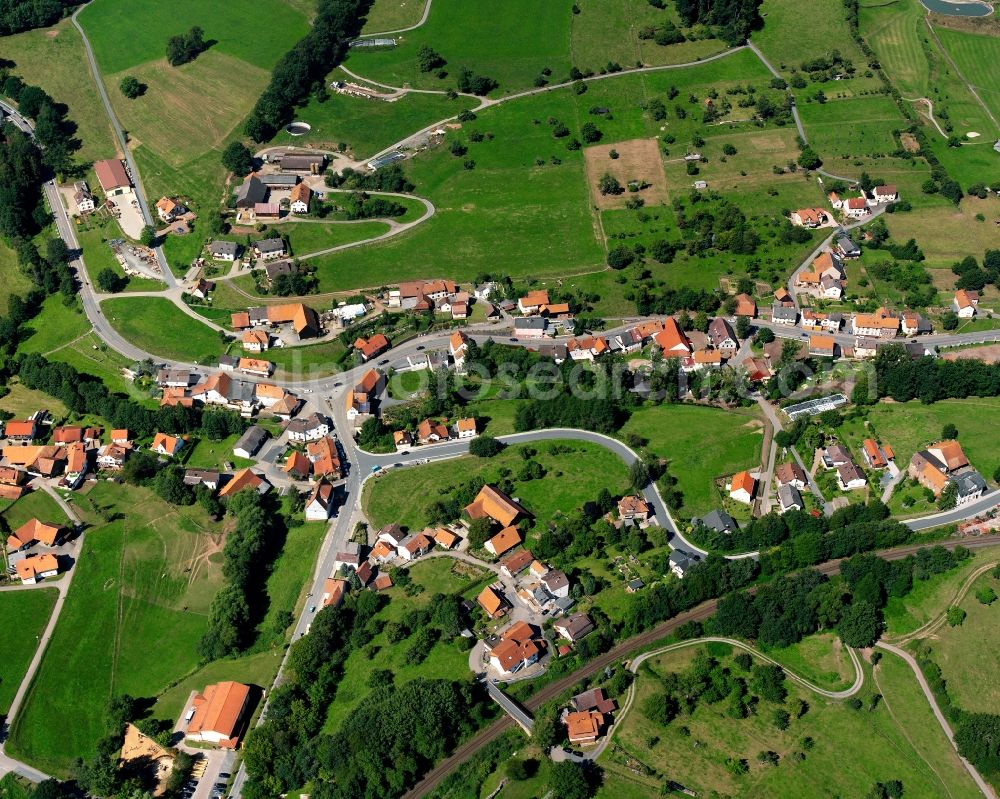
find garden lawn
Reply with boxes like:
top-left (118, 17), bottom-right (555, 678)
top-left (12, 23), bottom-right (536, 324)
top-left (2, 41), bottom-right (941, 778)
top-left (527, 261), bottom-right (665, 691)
top-left (6, 483), bottom-right (230, 775)
top-left (102, 297), bottom-right (224, 363)
top-left (0, 590), bottom-right (58, 718)
top-left (922, 570), bottom-right (1000, 715)
top-left (606, 643), bottom-right (981, 799)
top-left (363, 439), bottom-right (630, 532)
top-left (0, 20), bottom-right (117, 162)
top-left (17, 297), bottom-right (91, 356)
top-left (321, 557), bottom-right (486, 733)
top-left (0, 490), bottom-right (67, 532)
top-left (265, 339), bottom-right (349, 378)
top-left (620, 404), bottom-right (764, 517)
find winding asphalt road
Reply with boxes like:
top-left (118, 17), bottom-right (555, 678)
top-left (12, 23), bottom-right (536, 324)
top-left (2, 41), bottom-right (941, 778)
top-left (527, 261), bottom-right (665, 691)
top-left (70, 7), bottom-right (175, 287)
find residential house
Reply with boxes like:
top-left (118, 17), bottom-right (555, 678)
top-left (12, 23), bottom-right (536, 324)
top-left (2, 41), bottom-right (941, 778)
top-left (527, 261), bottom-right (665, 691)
top-left (742, 356), bottom-right (772, 383)
top-left (190, 279), bottom-right (214, 301)
top-left (566, 336), bottom-right (610, 362)
top-left (791, 208), bottom-right (830, 228)
top-left (573, 687), bottom-right (617, 714)
top-left (953, 290), bottom-right (979, 318)
top-left (218, 468), bottom-right (270, 499)
top-left (617, 495), bottom-right (650, 523)
top-left (63, 442), bottom-right (88, 488)
top-left (320, 577), bottom-right (348, 607)
top-left (862, 439), bottom-right (893, 469)
top-left (554, 613), bottom-right (594, 643)
top-left (518, 290), bottom-right (550, 315)
top-left (233, 426), bottom-right (269, 459)
top-left (708, 317), bottom-right (738, 357)
top-left (287, 413), bottom-right (330, 442)
top-left (456, 418), bottom-right (477, 439)
top-left (190, 372), bottom-right (259, 415)
top-left (513, 316), bottom-right (546, 338)
top-left (158, 368), bottom-right (196, 388)
top-left (305, 480), bottom-right (335, 521)
top-left (397, 532), bottom-right (434, 561)
top-left (485, 526), bottom-right (521, 557)
top-left (393, 430), bottom-right (412, 451)
top-left (306, 436), bottom-right (341, 479)
top-left (853, 308), bottom-right (899, 338)
top-left (185, 681), bottom-right (253, 748)
top-left (373, 574), bottom-right (393, 591)
top-left (242, 329), bottom-right (270, 352)
top-left (253, 237), bottom-right (286, 260)
top-left (775, 462), bottom-right (807, 489)
top-left (464, 484), bottom-right (530, 527)
top-left (10, 518), bottom-right (62, 550)
top-left (111, 429), bottom-right (131, 445)
top-left (822, 444), bottom-right (852, 468)
top-left (355, 561), bottom-right (373, 587)
top-left (728, 470), bottom-right (756, 504)
top-left (777, 483), bottom-right (804, 513)
top-left (289, 182), bottom-right (312, 214)
top-left (51, 426), bottom-right (83, 446)
top-left (901, 312), bottom-right (932, 336)
top-left (353, 333), bottom-right (390, 361)
top-left (416, 418), bottom-right (451, 444)
top-left (734, 293), bottom-right (756, 317)
top-left (74, 182), bottom-right (95, 214)
top-left (809, 334), bottom-right (836, 358)
top-left (872, 185), bottom-right (898, 204)
top-left (564, 711), bottom-right (606, 746)
top-left (541, 569), bottom-right (570, 598)
top-left (184, 469), bottom-right (220, 490)
top-left (843, 197), bottom-right (868, 219)
top-left (771, 305), bottom-right (798, 325)
top-left (907, 440), bottom-right (972, 499)
top-left (238, 358), bottom-right (273, 377)
top-left (613, 329), bottom-right (643, 353)
top-left (477, 585), bottom-right (508, 619)
top-left (834, 232), bottom-right (861, 258)
top-left (284, 450), bottom-right (311, 480)
top-left (151, 433), bottom-right (184, 457)
top-left (15, 553), bottom-right (60, 585)
top-left (500, 548), bottom-right (534, 578)
top-left (695, 509), bottom-right (739, 534)
top-left (837, 461), bottom-right (867, 490)
top-left (209, 241), bottom-right (240, 261)
top-left (5, 419), bottom-right (38, 442)
top-left (828, 191), bottom-right (843, 210)
top-left (854, 337), bottom-right (879, 359)
top-left (156, 197), bottom-right (185, 223)
top-left (669, 549), bottom-right (696, 578)
top-left (951, 470), bottom-right (987, 505)
top-left (450, 331), bottom-right (469, 370)
top-left (774, 287), bottom-right (794, 307)
top-left (487, 621), bottom-right (542, 676)
top-left (433, 528), bottom-right (459, 549)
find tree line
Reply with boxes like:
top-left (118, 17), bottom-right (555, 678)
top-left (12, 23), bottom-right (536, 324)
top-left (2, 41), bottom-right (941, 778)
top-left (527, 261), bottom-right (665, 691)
top-left (0, 0), bottom-right (79, 35)
top-left (244, 0), bottom-right (370, 142)
top-left (675, 0), bottom-right (762, 45)
top-left (16, 353), bottom-right (246, 440)
top-left (867, 344), bottom-right (1000, 404)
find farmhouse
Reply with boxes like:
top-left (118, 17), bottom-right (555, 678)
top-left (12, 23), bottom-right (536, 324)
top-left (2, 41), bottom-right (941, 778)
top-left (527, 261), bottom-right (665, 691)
top-left (734, 293), bottom-right (756, 317)
top-left (242, 329), bottom-right (270, 352)
top-left (518, 290), bottom-right (550, 315)
top-left (289, 182), bottom-right (312, 214)
top-left (266, 303), bottom-right (321, 339)
top-left (790, 208), bottom-right (830, 227)
top-left (9, 518), bottom-right (62, 550)
top-left (185, 681), bottom-right (254, 748)
top-left (500, 548), bottom-right (534, 577)
top-left (218, 468), bottom-right (270, 498)
top-left (564, 710), bottom-right (605, 745)
top-left (397, 531), bottom-right (434, 561)
top-left (5, 419), bottom-right (38, 442)
top-left (653, 317), bottom-right (692, 355)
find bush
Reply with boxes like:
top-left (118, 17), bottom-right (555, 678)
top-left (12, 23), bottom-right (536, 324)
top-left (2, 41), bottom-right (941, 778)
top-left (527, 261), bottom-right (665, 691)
top-left (469, 436), bottom-right (503, 457)
top-left (946, 606), bottom-right (966, 626)
top-left (607, 245), bottom-right (635, 270)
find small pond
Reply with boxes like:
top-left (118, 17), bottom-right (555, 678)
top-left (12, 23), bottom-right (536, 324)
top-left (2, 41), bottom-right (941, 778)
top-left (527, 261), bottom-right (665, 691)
top-left (919, 0), bottom-right (992, 17)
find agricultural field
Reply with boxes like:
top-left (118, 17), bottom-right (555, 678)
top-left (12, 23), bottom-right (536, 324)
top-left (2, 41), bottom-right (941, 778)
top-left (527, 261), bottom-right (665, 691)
top-left (619, 403), bottom-right (764, 517)
top-left (363, 439), bottom-right (631, 532)
top-left (269, 88), bottom-right (477, 158)
top-left (932, 26), bottom-right (1000, 129)
top-left (6, 482), bottom-right (318, 775)
top-left (604, 641), bottom-right (982, 799)
top-left (306, 49), bottom-right (814, 292)
top-left (0, 242), bottom-right (34, 316)
top-left (755, 0), bottom-right (868, 75)
top-left (102, 296), bottom-right (225, 363)
top-left (882, 194), bottom-right (1000, 267)
top-left (284, 219), bottom-right (392, 256)
top-left (76, 0), bottom-right (310, 211)
top-left (796, 95), bottom-right (906, 160)
top-left (361, 0), bottom-right (428, 33)
top-left (0, 590), bottom-right (58, 719)
top-left (920, 570), bottom-right (1000, 714)
top-left (0, 20), bottom-right (117, 163)
top-left (321, 557), bottom-right (487, 732)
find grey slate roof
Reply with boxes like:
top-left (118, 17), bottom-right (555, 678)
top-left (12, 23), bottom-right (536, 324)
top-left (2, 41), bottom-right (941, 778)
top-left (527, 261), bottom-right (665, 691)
top-left (772, 305), bottom-right (798, 323)
top-left (514, 316), bottom-right (547, 331)
top-left (233, 425), bottom-right (269, 456)
top-left (210, 240), bottom-right (239, 257)
top-left (699, 509), bottom-right (739, 533)
top-left (255, 237), bottom-right (285, 255)
top-left (777, 483), bottom-right (803, 511)
top-left (235, 176), bottom-right (267, 208)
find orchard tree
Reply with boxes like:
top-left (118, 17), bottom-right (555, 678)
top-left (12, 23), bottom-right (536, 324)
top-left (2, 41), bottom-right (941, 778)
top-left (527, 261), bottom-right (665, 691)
top-left (119, 76), bottom-right (145, 99)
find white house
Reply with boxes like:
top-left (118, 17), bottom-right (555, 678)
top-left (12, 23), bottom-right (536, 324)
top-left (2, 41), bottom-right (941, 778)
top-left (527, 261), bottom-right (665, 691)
top-left (305, 481), bottom-right (334, 521)
top-left (456, 418), bottom-right (477, 439)
top-left (287, 413), bottom-right (330, 442)
top-left (728, 470), bottom-right (755, 504)
top-left (289, 182), bottom-right (312, 214)
top-left (74, 182), bottom-right (95, 213)
top-left (837, 461), bottom-right (867, 490)
top-left (871, 185), bottom-right (898, 205)
top-left (843, 197), bottom-right (868, 219)
top-left (953, 290), bottom-right (979, 318)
